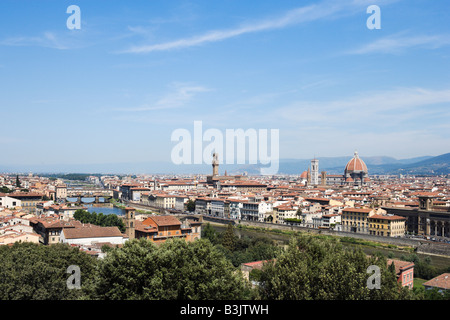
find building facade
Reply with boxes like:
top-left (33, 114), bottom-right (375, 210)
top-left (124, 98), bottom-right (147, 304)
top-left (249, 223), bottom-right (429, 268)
top-left (368, 214), bottom-right (406, 237)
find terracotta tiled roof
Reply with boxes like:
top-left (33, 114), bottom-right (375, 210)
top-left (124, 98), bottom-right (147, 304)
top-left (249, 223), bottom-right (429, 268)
top-left (369, 214), bottom-right (405, 221)
top-left (387, 259), bottom-right (414, 275)
top-left (423, 273), bottom-right (450, 290)
top-left (149, 215), bottom-right (181, 227)
top-left (345, 151), bottom-right (368, 173)
top-left (343, 208), bottom-right (372, 213)
top-left (63, 225), bottom-right (123, 239)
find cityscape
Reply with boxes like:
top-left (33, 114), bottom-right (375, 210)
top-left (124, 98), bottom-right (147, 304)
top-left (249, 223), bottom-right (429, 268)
top-left (0, 0), bottom-right (449, 313)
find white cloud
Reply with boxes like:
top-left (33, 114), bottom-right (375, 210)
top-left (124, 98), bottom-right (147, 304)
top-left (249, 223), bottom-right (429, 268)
top-left (0, 32), bottom-right (69, 50)
top-left (348, 34), bottom-right (450, 55)
top-left (116, 83), bottom-right (212, 112)
top-left (121, 0), bottom-right (391, 54)
top-left (278, 87), bottom-right (450, 122)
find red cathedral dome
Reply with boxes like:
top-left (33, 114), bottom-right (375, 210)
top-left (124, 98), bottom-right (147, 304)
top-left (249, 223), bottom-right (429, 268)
top-left (345, 151), bottom-right (368, 173)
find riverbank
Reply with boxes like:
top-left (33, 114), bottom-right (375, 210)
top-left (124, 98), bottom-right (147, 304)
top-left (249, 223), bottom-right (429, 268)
top-left (109, 198), bottom-right (126, 209)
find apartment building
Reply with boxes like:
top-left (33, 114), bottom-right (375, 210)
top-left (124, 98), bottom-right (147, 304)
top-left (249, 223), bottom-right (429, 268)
top-left (135, 215), bottom-right (202, 244)
top-left (368, 214), bottom-right (406, 237)
top-left (273, 204), bottom-right (297, 224)
top-left (0, 196), bottom-right (22, 209)
top-left (341, 207), bottom-right (386, 234)
top-left (195, 197), bottom-right (212, 216)
top-left (227, 199), bottom-right (244, 220)
top-left (142, 193), bottom-right (177, 209)
top-left (241, 201), bottom-right (272, 222)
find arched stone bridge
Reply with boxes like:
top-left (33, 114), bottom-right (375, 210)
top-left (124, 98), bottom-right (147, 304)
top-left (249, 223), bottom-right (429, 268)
top-left (66, 189), bottom-right (113, 204)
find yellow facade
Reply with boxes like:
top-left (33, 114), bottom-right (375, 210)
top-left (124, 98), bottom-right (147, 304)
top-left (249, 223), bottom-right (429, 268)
top-left (368, 215), bottom-right (406, 237)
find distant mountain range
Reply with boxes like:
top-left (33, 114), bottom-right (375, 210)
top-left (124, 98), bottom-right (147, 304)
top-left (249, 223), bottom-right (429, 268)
top-left (364, 153), bottom-right (450, 175)
top-left (256, 153), bottom-right (450, 175)
top-left (1, 153), bottom-right (449, 176)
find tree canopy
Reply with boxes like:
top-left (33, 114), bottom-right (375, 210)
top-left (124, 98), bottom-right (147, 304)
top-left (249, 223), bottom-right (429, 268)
top-left (0, 242), bottom-right (97, 300)
top-left (74, 209), bottom-right (125, 232)
top-left (93, 238), bottom-right (248, 300)
top-left (258, 235), bottom-right (415, 300)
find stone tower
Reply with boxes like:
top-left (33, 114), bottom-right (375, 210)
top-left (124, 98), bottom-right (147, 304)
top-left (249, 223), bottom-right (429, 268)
top-left (125, 207), bottom-right (136, 239)
top-left (321, 171), bottom-right (327, 186)
top-left (212, 152), bottom-right (219, 177)
top-left (311, 159), bottom-right (319, 186)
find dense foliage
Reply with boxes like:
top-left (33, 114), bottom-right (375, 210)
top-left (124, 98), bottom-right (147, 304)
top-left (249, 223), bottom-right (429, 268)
top-left (0, 186), bottom-right (12, 193)
top-left (186, 199), bottom-right (196, 212)
top-left (0, 224), bottom-right (448, 300)
top-left (258, 235), bottom-right (415, 300)
top-left (398, 253), bottom-right (450, 280)
top-left (202, 223), bottom-right (283, 267)
top-left (0, 242), bottom-right (97, 300)
top-left (93, 238), bottom-right (248, 300)
top-left (73, 209), bottom-right (125, 232)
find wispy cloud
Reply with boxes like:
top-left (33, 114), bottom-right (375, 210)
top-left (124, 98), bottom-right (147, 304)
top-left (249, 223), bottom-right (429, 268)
top-left (0, 32), bottom-right (69, 50)
top-left (275, 86), bottom-right (450, 127)
top-left (121, 0), bottom-right (390, 54)
top-left (115, 83), bottom-right (212, 112)
top-left (348, 33), bottom-right (450, 55)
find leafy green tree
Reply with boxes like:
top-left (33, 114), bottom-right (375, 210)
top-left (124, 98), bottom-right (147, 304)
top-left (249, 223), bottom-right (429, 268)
top-left (186, 199), bottom-right (195, 212)
top-left (215, 233), bottom-right (282, 268)
top-left (296, 208), bottom-right (302, 219)
top-left (222, 223), bottom-right (237, 252)
top-left (201, 223), bottom-right (219, 245)
top-left (258, 235), bottom-right (414, 300)
top-left (15, 175), bottom-right (21, 188)
top-left (400, 253), bottom-right (439, 280)
top-left (0, 186), bottom-right (12, 193)
top-left (73, 209), bottom-right (125, 232)
top-left (0, 242), bottom-right (98, 300)
top-left (93, 238), bottom-right (248, 300)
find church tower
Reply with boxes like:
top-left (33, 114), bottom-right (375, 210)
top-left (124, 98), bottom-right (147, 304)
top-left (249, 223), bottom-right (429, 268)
top-left (125, 207), bottom-right (136, 239)
top-left (311, 158), bottom-right (319, 186)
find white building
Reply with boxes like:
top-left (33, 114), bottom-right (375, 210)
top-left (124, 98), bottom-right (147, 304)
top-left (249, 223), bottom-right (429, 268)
top-left (0, 196), bottom-right (22, 209)
top-left (195, 198), bottom-right (211, 215)
top-left (274, 204), bottom-right (297, 224)
top-left (210, 199), bottom-right (225, 218)
top-left (302, 212), bottom-right (323, 228)
top-left (228, 199), bottom-right (244, 220)
top-left (241, 201), bottom-right (272, 222)
top-left (160, 181), bottom-right (196, 192)
top-left (322, 214), bottom-right (341, 229)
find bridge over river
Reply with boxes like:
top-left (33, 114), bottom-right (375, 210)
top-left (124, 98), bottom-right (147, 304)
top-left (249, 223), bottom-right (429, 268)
top-left (66, 188), bottom-right (113, 204)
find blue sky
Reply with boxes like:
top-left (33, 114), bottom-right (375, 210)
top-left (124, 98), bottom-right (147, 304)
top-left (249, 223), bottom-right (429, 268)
top-left (0, 0), bottom-right (449, 170)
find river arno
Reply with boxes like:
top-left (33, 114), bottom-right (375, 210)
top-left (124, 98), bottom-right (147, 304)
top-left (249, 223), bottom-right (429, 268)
top-left (85, 203), bottom-right (126, 216)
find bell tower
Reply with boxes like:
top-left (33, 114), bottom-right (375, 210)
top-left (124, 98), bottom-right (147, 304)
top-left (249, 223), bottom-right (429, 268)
top-left (125, 207), bottom-right (136, 239)
top-left (311, 158), bottom-right (319, 186)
